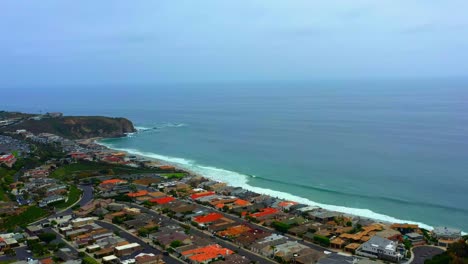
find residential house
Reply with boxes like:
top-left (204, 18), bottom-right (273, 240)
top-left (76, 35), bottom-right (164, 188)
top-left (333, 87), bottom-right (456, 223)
top-left (355, 235), bottom-right (404, 262)
top-left (181, 244), bottom-right (234, 264)
top-left (432, 226), bottom-right (462, 248)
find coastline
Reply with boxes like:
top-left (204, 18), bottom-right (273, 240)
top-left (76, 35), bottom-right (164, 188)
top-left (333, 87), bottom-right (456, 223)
top-left (95, 137), bottom-right (444, 233)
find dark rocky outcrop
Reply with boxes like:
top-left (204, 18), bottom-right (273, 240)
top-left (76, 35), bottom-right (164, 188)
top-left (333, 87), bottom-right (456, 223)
top-left (0, 113), bottom-right (136, 139)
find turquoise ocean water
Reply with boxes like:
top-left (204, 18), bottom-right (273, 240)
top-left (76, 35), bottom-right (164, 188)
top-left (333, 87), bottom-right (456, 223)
top-left (4, 80), bottom-right (468, 231)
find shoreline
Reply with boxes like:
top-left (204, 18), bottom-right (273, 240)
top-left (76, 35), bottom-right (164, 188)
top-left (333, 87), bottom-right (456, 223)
top-left (95, 138), bottom-right (448, 233)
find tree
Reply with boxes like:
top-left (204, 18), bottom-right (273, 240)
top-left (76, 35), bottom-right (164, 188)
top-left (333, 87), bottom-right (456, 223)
top-left (403, 239), bottom-right (412, 250)
top-left (170, 240), bottom-right (183, 248)
top-left (38, 232), bottom-right (57, 244)
top-left (112, 216), bottom-right (124, 224)
top-left (138, 228), bottom-right (149, 237)
top-left (4, 248), bottom-right (16, 256)
top-left (272, 221), bottom-right (291, 233)
top-left (30, 242), bottom-right (47, 256)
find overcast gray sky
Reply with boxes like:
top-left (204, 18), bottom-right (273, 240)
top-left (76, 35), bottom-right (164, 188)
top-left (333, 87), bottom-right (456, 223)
top-left (1, 0), bottom-right (468, 87)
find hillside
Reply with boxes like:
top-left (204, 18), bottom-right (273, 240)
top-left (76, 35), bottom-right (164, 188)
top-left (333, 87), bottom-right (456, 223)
top-left (0, 113), bottom-right (136, 139)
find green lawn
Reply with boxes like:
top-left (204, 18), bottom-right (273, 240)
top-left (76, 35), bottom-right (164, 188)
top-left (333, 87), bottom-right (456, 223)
top-left (2, 206), bottom-right (48, 230)
top-left (161, 172), bottom-right (187, 179)
top-left (0, 185), bottom-right (8, 201)
top-left (0, 260), bottom-right (17, 264)
top-left (54, 185), bottom-right (82, 209)
top-left (51, 161), bottom-right (172, 181)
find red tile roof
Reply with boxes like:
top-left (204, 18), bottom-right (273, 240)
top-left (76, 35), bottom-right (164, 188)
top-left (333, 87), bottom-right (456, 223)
top-left (278, 201), bottom-right (298, 207)
top-left (250, 207), bottom-right (279, 218)
top-left (150, 196), bottom-right (175, 204)
top-left (194, 212), bottom-right (223, 224)
top-left (159, 165), bottom-right (175, 170)
top-left (127, 190), bottom-right (149, 197)
top-left (234, 199), bottom-right (250, 206)
top-left (190, 191), bottom-right (215, 200)
top-left (0, 154), bottom-right (15, 161)
top-left (100, 179), bottom-right (127, 185)
top-left (40, 258), bottom-right (54, 264)
top-left (182, 244), bottom-right (233, 263)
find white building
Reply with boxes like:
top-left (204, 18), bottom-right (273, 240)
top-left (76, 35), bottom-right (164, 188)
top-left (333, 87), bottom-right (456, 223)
top-left (356, 236), bottom-right (404, 262)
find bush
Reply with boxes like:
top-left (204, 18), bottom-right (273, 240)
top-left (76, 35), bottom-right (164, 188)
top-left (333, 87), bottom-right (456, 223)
top-left (38, 232), bottom-right (57, 244)
top-left (313, 235), bottom-right (330, 247)
top-left (272, 221), bottom-right (291, 233)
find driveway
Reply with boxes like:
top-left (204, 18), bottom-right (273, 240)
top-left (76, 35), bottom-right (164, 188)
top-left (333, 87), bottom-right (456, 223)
top-left (411, 246), bottom-right (444, 264)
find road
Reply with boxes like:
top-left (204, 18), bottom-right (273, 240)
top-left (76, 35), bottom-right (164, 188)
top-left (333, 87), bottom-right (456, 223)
top-left (96, 220), bottom-right (183, 264)
top-left (58, 184), bottom-right (94, 216)
top-left (126, 203), bottom-right (277, 264)
top-left (35, 184), bottom-right (94, 225)
top-left (411, 246), bottom-right (444, 264)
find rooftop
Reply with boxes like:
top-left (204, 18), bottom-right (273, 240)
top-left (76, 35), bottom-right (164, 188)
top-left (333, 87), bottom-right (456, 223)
top-left (194, 212), bottom-right (224, 224)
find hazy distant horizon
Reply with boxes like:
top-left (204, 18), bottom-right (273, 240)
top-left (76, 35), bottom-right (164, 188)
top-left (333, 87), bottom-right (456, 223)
top-left (2, 1), bottom-right (468, 87)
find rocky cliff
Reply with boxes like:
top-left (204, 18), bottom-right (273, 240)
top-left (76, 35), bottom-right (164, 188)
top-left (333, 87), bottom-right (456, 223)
top-left (1, 114), bottom-right (136, 139)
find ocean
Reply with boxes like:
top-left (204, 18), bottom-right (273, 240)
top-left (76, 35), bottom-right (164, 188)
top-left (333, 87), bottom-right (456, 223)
top-left (4, 80), bottom-right (468, 231)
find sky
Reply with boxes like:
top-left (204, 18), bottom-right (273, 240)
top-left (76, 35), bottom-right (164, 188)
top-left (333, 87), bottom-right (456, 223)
top-left (1, 0), bottom-right (468, 87)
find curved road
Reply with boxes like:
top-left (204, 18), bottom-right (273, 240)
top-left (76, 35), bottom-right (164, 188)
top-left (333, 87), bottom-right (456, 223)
top-left (411, 246), bottom-right (444, 264)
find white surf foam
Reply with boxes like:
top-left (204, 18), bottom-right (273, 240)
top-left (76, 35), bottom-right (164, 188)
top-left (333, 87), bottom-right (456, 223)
top-left (135, 126), bottom-right (152, 131)
top-left (96, 142), bottom-right (445, 231)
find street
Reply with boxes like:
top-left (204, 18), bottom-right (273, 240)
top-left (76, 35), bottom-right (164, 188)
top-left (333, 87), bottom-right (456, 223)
top-left (127, 202), bottom-right (278, 264)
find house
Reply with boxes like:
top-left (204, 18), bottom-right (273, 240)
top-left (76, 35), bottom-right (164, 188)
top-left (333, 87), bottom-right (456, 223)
top-left (233, 229), bottom-right (271, 248)
top-left (217, 225), bottom-right (252, 239)
top-left (135, 253), bottom-right (165, 264)
top-left (114, 242), bottom-right (142, 257)
top-left (24, 168), bottom-right (49, 178)
top-left (108, 203), bottom-right (126, 211)
top-left (406, 232), bottom-right (425, 246)
top-left (150, 196), bottom-right (175, 205)
top-left (191, 191), bottom-right (216, 200)
top-left (432, 226), bottom-right (462, 247)
top-left (213, 254), bottom-right (250, 264)
top-left (276, 201), bottom-right (299, 211)
top-left (375, 229), bottom-right (403, 241)
top-left (390, 223), bottom-right (419, 235)
top-left (356, 235), bottom-right (404, 262)
top-left (154, 232), bottom-right (191, 248)
top-left (100, 179), bottom-right (128, 188)
top-left (56, 247), bottom-right (78, 261)
top-left (128, 190), bottom-right (149, 198)
top-left (330, 237), bottom-right (347, 249)
top-left (71, 217), bottom-right (95, 227)
top-left (193, 213), bottom-right (224, 225)
top-left (0, 154), bottom-right (16, 168)
top-left (307, 209), bottom-right (341, 224)
top-left (39, 195), bottom-right (65, 207)
top-left (249, 207), bottom-right (279, 220)
top-left (181, 244), bottom-right (234, 264)
top-left (102, 255), bottom-right (119, 263)
top-left (251, 234), bottom-right (288, 257)
top-left (274, 241), bottom-right (309, 262)
top-left (344, 243), bottom-right (361, 254)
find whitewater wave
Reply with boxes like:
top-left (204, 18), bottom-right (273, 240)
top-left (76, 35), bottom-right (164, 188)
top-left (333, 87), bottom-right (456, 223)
top-left (135, 123), bottom-right (187, 133)
top-left (96, 142), bottom-right (446, 231)
top-left (135, 126), bottom-right (152, 131)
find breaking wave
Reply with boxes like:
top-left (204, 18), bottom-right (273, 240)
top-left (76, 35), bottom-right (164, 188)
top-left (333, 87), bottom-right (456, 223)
top-left (134, 123), bottom-right (187, 133)
top-left (96, 141), bottom-right (444, 231)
